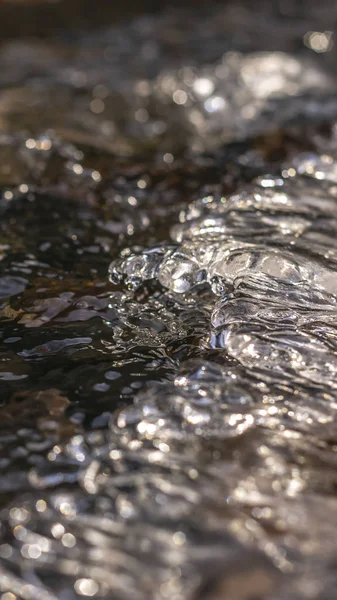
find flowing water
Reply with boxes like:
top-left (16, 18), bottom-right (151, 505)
top-left (1, 1), bottom-right (337, 598)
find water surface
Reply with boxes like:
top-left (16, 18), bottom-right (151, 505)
top-left (1, 2), bottom-right (337, 599)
